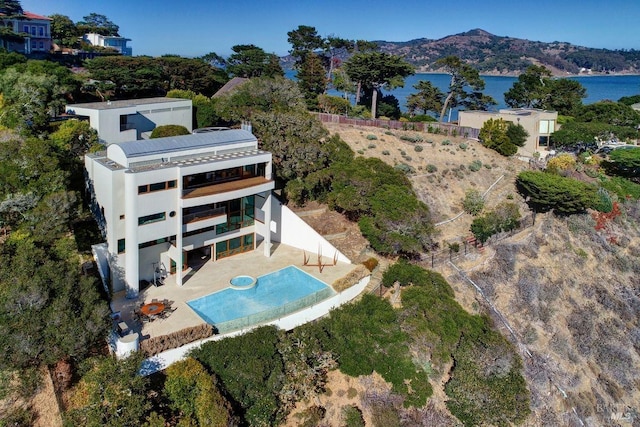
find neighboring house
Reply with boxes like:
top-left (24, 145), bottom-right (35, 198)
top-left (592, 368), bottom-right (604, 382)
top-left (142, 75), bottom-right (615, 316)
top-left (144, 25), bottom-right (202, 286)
top-left (212, 77), bottom-right (249, 98)
top-left (83, 32), bottom-right (132, 56)
top-left (66, 97), bottom-right (193, 144)
top-left (85, 127), bottom-right (276, 297)
top-left (459, 108), bottom-right (558, 156)
top-left (0, 11), bottom-right (52, 54)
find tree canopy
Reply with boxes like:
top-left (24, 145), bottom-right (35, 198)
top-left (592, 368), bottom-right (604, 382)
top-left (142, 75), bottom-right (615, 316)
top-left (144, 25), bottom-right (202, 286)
top-left (406, 80), bottom-right (444, 117)
top-left (436, 56), bottom-right (493, 122)
top-left (479, 118), bottom-right (528, 156)
top-left (76, 13), bottom-right (119, 36)
top-left (504, 65), bottom-right (586, 115)
top-left (226, 44), bottom-right (283, 78)
top-left (344, 52), bottom-right (414, 118)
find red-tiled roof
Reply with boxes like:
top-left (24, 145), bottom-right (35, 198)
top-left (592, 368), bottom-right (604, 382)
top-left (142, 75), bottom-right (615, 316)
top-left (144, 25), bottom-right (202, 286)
top-left (0, 11), bottom-right (53, 20)
top-left (24, 11), bottom-right (52, 20)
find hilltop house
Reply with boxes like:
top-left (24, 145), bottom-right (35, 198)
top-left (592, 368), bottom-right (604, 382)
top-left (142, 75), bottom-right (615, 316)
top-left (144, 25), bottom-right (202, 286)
top-left (86, 127), bottom-right (276, 297)
top-left (66, 97), bottom-right (193, 145)
top-left (82, 32), bottom-right (132, 56)
top-left (459, 108), bottom-right (558, 156)
top-left (0, 11), bottom-right (51, 54)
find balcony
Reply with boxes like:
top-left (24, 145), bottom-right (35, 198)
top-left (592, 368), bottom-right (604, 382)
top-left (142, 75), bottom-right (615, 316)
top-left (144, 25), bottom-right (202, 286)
top-left (182, 207), bottom-right (226, 233)
top-left (182, 176), bottom-right (272, 199)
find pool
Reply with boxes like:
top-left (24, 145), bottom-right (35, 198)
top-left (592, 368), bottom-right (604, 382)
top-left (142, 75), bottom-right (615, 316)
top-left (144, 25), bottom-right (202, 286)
top-left (187, 266), bottom-right (336, 333)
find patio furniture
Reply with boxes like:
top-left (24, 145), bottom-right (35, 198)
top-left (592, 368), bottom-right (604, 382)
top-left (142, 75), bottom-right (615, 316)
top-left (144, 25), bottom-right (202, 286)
top-left (140, 301), bottom-right (165, 319)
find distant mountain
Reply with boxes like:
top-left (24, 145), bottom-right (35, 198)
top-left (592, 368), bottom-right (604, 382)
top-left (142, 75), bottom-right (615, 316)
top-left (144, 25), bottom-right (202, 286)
top-left (281, 29), bottom-right (640, 76)
top-left (376, 29), bottom-right (640, 75)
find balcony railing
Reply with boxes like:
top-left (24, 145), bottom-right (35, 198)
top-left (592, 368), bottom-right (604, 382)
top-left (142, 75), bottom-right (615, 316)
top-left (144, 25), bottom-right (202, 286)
top-left (182, 207), bottom-right (226, 224)
top-left (182, 176), bottom-right (272, 199)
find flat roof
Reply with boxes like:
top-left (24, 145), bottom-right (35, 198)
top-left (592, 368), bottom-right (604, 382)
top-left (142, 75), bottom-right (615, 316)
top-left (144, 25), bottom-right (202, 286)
top-left (67, 97), bottom-right (189, 111)
top-left (112, 129), bottom-right (257, 159)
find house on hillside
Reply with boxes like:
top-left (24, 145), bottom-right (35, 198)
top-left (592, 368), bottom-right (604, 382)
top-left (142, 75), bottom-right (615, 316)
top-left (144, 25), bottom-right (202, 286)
top-left (0, 11), bottom-right (51, 54)
top-left (83, 33), bottom-right (132, 56)
top-left (66, 97), bottom-right (193, 144)
top-left (459, 108), bottom-right (558, 157)
top-left (86, 127), bottom-right (276, 296)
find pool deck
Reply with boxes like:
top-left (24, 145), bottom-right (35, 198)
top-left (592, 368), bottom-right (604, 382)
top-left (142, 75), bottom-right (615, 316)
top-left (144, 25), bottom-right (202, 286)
top-left (111, 242), bottom-right (358, 341)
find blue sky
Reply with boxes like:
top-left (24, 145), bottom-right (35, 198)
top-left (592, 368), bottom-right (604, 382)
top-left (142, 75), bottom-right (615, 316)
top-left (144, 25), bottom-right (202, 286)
top-left (23, 0), bottom-right (640, 57)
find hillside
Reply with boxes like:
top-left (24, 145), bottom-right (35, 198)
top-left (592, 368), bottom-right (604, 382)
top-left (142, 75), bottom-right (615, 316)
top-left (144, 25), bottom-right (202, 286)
top-left (376, 29), bottom-right (640, 75)
top-left (308, 123), bottom-right (640, 425)
top-left (282, 28), bottom-right (640, 76)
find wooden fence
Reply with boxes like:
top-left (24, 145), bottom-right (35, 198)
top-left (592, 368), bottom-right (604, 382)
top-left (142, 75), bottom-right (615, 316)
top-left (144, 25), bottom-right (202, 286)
top-left (314, 112), bottom-right (480, 139)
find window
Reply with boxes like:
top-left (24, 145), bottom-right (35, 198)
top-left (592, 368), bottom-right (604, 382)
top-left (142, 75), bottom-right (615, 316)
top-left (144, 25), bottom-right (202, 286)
top-left (120, 115), bottom-right (128, 132)
top-left (149, 182), bottom-right (166, 192)
top-left (117, 239), bottom-right (126, 254)
top-left (23, 25), bottom-right (28, 33)
top-left (139, 236), bottom-right (170, 249)
top-left (138, 180), bottom-right (177, 194)
top-left (39, 41), bottom-right (44, 50)
top-left (39, 27), bottom-right (44, 36)
top-left (31, 26), bottom-right (36, 36)
top-left (138, 212), bottom-right (166, 226)
top-left (119, 214), bottom-right (125, 220)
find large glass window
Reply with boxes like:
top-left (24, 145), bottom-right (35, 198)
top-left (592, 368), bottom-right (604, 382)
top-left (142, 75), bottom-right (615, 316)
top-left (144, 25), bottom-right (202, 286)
top-left (138, 212), bottom-right (166, 226)
top-left (117, 239), bottom-right (125, 254)
top-left (215, 233), bottom-right (254, 260)
top-left (215, 196), bottom-right (255, 234)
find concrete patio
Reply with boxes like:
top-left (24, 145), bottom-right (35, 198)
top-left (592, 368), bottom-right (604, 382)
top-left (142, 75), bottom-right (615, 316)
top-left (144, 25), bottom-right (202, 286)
top-left (111, 241), bottom-right (358, 342)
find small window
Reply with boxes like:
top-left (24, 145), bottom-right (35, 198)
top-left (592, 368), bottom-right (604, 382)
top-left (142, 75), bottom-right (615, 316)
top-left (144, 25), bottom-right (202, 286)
top-left (31, 26), bottom-right (36, 36)
top-left (138, 212), bottom-right (166, 226)
top-left (149, 182), bottom-right (166, 192)
top-left (138, 185), bottom-right (148, 194)
top-left (117, 239), bottom-right (125, 254)
top-left (39, 41), bottom-right (44, 50)
top-left (119, 214), bottom-right (125, 220)
top-left (167, 180), bottom-right (177, 188)
top-left (39, 27), bottom-right (44, 36)
top-left (169, 211), bottom-right (176, 217)
top-left (23, 25), bottom-right (28, 33)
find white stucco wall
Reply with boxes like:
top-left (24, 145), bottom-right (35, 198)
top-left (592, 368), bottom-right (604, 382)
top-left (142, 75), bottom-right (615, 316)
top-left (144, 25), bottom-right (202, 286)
top-left (270, 199), bottom-right (351, 264)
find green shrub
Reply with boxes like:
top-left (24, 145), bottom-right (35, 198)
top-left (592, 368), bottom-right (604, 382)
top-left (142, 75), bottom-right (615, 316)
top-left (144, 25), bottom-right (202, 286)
top-left (399, 134), bottom-right (423, 143)
top-left (463, 189), bottom-right (485, 215)
top-left (441, 139), bottom-right (451, 145)
top-left (164, 358), bottom-right (231, 426)
top-left (459, 142), bottom-right (468, 150)
top-left (394, 163), bottom-right (415, 174)
top-left (367, 143), bottom-right (376, 149)
top-left (426, 164), bottom-right (438, 173)
top-left (470, 202), bottom-right (520, 243)
top-left (516, 171), bottom-right (598, 214)
top-left (342, 405), bottom-right (365, 427)
top-left (357, 149), bottom-right (364, 154)
top-left (414, 145), bottom-right (423, 152)
top-left (150, 124), bottom-right (190, 138)
top-left (384, 130), bottom-right (394, 135)
top-left (366, 134), bottom-right (378, 140)
top-left (468, 160), bottom-right (482, 172)
top-left (403, 155), bottom-right (412, 162)
top-left (399, 150), bottom-right (406, 156)
top-left (191, 326), bottom-right (284, 427)
top-left (382, 150), bottom-right (390, 155)
top-left (600, 176), bottom-right (640, 200)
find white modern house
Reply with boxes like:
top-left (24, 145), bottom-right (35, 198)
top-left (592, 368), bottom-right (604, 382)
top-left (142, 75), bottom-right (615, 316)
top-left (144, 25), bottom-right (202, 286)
top-left (459, 108), bottom-right (558, 156)
top-left (66, 97), bottom-right (193, 145)
top-left (86, 127), bottom-right (277, 297)
top-left (83, 32), bottom-right (132, 56)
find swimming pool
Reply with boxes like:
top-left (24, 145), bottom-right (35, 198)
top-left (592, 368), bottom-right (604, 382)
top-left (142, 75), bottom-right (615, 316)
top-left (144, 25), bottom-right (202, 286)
top-left (187, 266), bottom-right (336, 333)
